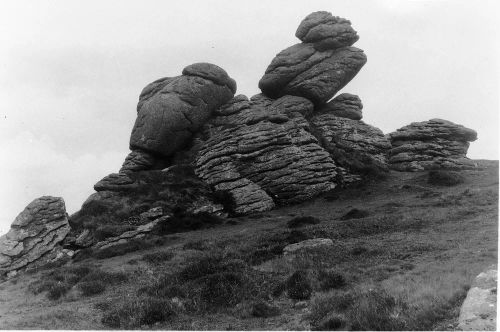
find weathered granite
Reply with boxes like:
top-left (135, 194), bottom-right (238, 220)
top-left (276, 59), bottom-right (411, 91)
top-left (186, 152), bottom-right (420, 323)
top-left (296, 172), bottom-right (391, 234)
top-left (310, 114), bottom-right (391, 176)
top-left (317, 93), bottom-right (363, 120)
top-left (458, 266), bottom-right (497, 331)
top-left (259, 43), bottom-right (366, 104)
top-left (388, 119), bottom-right (478, 171)
top-left (0, 196), bottom-right (70, 274)
top-left (130, 63), bottom-right (236, 157)
top-left (295, 11), bottom-right (359, 51)
top-left (194, 95), bottom-right (339, 214)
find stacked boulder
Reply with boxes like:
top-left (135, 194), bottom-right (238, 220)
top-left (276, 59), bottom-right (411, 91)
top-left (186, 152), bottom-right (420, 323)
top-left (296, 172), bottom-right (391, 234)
top-left (0, 196), bottom-right (70, 274)
top-left (259, 12), bottom-right (366, 103)
top-left (388, 118), bottom-right (478, 171)
top-left (86, 11), bottom-right (393, 216)
top-left (258, 11), bottom-right (391, 179)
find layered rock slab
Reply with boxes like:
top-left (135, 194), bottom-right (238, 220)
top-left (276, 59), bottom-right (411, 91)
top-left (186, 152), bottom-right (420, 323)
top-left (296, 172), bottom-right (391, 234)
top-left (310, 113), bottom-right (391, 176)
top-left (194, 95), bottom-right (338, 215)
top-left (129, 63), bottom-right (236, 158)
top-left (0, 196), bottom-right (70, 274)
top-left (388, 118), bottom-right (478, 171)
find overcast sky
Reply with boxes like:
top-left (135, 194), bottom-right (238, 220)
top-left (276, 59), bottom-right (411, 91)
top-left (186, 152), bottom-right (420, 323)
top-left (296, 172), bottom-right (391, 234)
top-left (0, 0), bottom-right (498, 235)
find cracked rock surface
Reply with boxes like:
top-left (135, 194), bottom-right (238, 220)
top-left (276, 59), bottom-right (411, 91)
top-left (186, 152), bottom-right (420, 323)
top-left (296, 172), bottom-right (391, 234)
top-left (129, 62), bottom-right (236, 158)
top-left (388, 119), bottom-right (478, 171)
top-left (0, 196), bottom-right (69, 274)
top-left (458, 266), bottom-right (497, 331)
top-left (259, 11), bottom-right (366, 104)
top-left (259, 43), bottom-right (366, 104)
top-left (310, 113), bottom-right (391, 176)
top-left (317, 93), bottom-right (363, 120)
top-left (295, 11), bottom-right (359, 51)
top-left (194, 94), bottom-right (338, 215)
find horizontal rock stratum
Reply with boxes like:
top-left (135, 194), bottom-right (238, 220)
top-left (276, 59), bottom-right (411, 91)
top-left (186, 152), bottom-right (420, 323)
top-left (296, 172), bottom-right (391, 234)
top-left (194, 94), bottom-right (338, 214)
top-left (388, 119), bottom-right (478, 171)
top-left (0, 196), bottom-right (70, 274)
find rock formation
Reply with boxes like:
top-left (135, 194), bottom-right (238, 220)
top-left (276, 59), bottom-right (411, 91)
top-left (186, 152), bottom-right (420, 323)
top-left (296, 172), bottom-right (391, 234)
top-left (81, 11), bottom-right (391, 217)
top-left (193, 94), bottom-right (338, 214)
top-left (388, 118), bottom-right (478, 171)
top-left (0, 196), bottom-right (70, 274)
top-left (0, 11), bottom-right (482, 275)
top-left (259, 11), bottom-right (366, 104)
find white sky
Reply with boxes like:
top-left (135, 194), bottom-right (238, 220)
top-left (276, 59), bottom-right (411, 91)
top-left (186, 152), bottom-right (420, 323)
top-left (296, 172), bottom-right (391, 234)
top-left (0, 0), bottom-right (498, 235)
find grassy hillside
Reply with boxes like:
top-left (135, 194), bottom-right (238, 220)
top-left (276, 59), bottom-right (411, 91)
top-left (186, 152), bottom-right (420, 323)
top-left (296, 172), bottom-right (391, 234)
top-left (0, 160), bottom-right (497, 330)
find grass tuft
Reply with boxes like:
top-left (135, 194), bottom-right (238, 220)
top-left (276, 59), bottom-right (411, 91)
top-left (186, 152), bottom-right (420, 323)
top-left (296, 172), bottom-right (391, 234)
top-left (317, 270), bottom-right (347, 291)
top-left (199, 272), bottom-right (246, 308)
top-left (286, 270), bottom-right (312, 300)
top-left (141, 251), bottom-right (175, 264)
top-left (101, 298), bottom-right (177, 328)
top-left (428, 170), bottom-right (465, 186)
top-left (78, 281), bottom-right (106, 296)
top-left (250, 301), bottom-right (281, 318)
top-left (287, 216), bottom-right (321, 228)
top-left (340, 208), bottom-right (370, 220)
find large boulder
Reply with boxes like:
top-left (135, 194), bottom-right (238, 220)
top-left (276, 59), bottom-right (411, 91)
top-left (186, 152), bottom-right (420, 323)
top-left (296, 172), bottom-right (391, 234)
top-left (259, 43), bottom-right (366, 104)
top-left (0, 196), bottom-right (70, 274)
top-left (259, 11), bottom-right (366, 104)
top-left (310, 113), bottom-right (391, 176)
top-left (388, 119), bottom-right (478, 171)
top-left (129, 63), bottom-right (236, 158)
top-left (194, 94), bottom-right (339, 215)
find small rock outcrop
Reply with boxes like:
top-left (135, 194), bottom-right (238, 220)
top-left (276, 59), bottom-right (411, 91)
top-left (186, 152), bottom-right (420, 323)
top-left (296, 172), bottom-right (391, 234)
top-left (259, 11), bottom-right (366, 104)
top-left (0, 196), bottom-right (70, 274)
top-left (388, 119), bottom-right (478, 171)
top-left (458, 266), bottom-right (497, 331)
top-left (128, 63), bottom-right (236, 166)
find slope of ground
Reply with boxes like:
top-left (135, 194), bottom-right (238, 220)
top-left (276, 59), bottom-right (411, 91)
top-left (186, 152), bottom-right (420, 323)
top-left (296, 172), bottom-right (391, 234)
top-left (0, 160), bottom-right (497, 330)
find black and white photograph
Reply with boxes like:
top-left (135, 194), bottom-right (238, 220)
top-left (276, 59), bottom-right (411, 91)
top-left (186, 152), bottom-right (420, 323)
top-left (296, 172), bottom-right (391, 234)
top-left (0, 0), bottom-right (498, 330)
